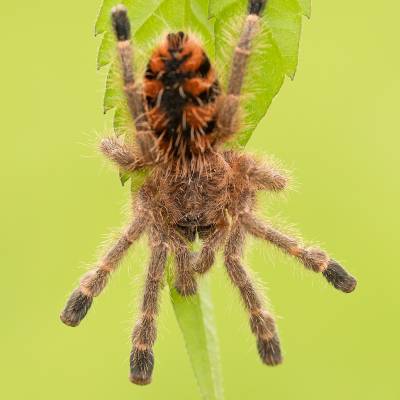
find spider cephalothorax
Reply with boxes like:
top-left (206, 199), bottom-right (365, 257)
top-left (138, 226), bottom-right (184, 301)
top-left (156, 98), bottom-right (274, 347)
top-left (61, 0), bottom-right (357, 386)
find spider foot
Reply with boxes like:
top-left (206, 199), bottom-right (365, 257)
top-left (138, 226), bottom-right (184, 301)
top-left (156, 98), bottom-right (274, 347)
top-left (257, 334), bottom-right (283, 366)
top-left (60, 288), bottom-right (93, 327)
top-left (249, 0), bottom-right (267, 16)
top-left (323, 260), bottom-right (357, 293)
top-left (111, 5), bottom-right (131, 42)
top-left (175, 273), bottom-right (198, 296)
top-left (129, 347), bottom-right (154, 385)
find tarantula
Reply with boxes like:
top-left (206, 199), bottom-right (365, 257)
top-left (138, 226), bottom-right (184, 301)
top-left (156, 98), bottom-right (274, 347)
top-left (61, 0), bottom-right (357, 385)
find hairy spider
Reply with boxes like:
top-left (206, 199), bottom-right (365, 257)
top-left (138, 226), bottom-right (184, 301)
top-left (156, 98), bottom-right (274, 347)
top-left (61, 0), bottom-right (357, 385)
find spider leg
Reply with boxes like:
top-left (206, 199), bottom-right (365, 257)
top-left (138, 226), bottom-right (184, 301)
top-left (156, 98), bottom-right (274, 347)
top-left (194, 220), bottom-right (229, 275)
top-left (224, 221), bottom-right (282, 366)
top-left (111, 5), bottom-right (155, 162)
top-left (170, 228), bottom-right (197, 296)
top-left (241, 213), bottom-right (357, 293)
top-left (216, 1), bottom-right (267, 140)
top-left (60, 213), bottom-right (147, 327)
top-left (247, 159), bottom-right (288, 192)
top-left (130, 229), bottom-right (168, 385)
top-left (100, 136), bottom-right (143, 172)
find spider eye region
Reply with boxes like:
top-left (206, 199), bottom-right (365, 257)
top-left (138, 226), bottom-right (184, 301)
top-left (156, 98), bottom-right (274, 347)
top-left (143, 34), bottom-right (221, 160)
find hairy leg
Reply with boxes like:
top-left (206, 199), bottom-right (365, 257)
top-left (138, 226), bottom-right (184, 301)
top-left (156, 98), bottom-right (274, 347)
top-left (100, 136), bottom-right (142, 172)
top-left (225, 151), bottom-right (288, 192)
top-left (246, 159), bottom-right (288, 192)
top-left (171, 218), bottom-right (229, 295)
top-left (241, 213), bottom-right (357, 293)
top-left (111, 5), bottom-right (155, 162)
top-left (60, 213), bottom-right (147, 327)
top-left (224, 221), bottom-right (282, 366)
top-left (216, 0), bottom-right (267, 140)
top-left (194, 220), bottom-right (229, 275)
top-left (169, 228), bottom-right (197, 296)
top-left (130, 230), bottom-right (168, 385)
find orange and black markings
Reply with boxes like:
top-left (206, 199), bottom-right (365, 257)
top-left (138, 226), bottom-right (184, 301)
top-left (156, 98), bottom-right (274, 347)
top-left (143, 32), bottom-right (220, 160)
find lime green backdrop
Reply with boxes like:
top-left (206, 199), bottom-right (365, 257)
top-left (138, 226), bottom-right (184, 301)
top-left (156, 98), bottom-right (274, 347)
top-left (1, 1), bottom-right (399, 399)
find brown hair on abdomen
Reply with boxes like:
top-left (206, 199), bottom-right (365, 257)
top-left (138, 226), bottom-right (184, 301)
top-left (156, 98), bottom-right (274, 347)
top-left (143, 33), bottom-right (220, 162)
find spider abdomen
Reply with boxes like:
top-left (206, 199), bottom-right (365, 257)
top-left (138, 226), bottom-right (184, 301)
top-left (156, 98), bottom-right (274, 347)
top-left (143, 32), bottom-right (220, 161)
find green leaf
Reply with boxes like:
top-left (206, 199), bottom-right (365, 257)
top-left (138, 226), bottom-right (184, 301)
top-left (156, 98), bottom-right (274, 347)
top-left (266, 0), bottom-right (303, 79)
top-left (212, 0), bottom-right (309, 147)
top-left (211, 0), bottom-right (303, 78)
top-left (168, 258), bottom-right (224, 400)
top-left (298, 0), bottom-right (311, 18)
top-left (213, 1), bottom-right (284, 147)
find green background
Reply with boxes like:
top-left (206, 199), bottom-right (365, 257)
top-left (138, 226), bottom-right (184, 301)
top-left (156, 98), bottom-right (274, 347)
top-left (1, 1), bottom-right (399, 399)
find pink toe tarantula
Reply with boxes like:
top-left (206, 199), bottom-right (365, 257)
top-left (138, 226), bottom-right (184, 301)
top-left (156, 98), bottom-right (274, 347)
top-left (61, 0), bottom-right (357, 385)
